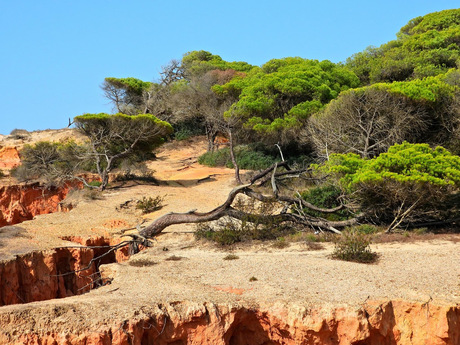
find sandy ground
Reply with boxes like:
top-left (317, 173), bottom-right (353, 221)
top-left (0, 134), bottom-right (459, 324)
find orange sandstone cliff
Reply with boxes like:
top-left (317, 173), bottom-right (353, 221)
top-left (0, 300), bottom-right (458, 344)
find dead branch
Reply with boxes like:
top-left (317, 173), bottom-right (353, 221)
top-left (140, 184), bottom-right (251, 238)
top-left (250, 161), bottom-right (291, 184)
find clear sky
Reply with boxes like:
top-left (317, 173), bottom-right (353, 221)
top-left (0, 1), bottom-right (459, 135)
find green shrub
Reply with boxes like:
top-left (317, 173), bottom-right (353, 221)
top-left (315, 142), bottom-right (460, 225)
top-left (87, 181), bottom-right (102, 188)
top-left (332, 229), bottom-right (378, 263)
top-left (300, 185), bottom-right (351, 221)
top-left (136, 196), bottom-right (164, 214)
top-left (198, 148), bottom-right (231, 167)
top-left (272, 238), bottom-right (290, 249)
top-left (0, 170), bottom-right (4, 178)
top-left (173, 118), bottom-right (205, 141)
top-left (198, 145), bottom-right (276, 170)
top-left (195, 223), bottom-right (243, 245)
top-left (355, 224), bottom-right (380, 234)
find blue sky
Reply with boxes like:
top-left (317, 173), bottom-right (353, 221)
top-left (0, 1), bottom-right (459, 134)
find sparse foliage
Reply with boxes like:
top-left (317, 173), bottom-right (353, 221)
top-left (101, 77), bottom-right (153, 114)
top-left (309, 87), bottom-right (429, 159)
top-left (74, 113), bottom-right (173, 190)
top-left (136, 196), bottom-right (165, 214)
top-left (331, 228), bottom-right (378, 263)
top-left (11, 141), bottom-right (84, 186)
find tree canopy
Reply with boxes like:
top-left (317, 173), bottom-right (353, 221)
top-left (310, 74), bottom-right (460, 157)
top-left (74, 113), bottom-right (172, 190)
top-left (217, 58), bottom-right (360, 143)
top-left (101, 77), bottom-right (153, 114)
top-left (314, 142), bottom-right (460, 229)
top-left (347, 9), bottom-right (460, 84)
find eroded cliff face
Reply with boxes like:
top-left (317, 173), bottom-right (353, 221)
top-left (0, 146), bottom-right (20, 171)
top-left (0, 300), bottom-right (458, 345)
top-left (0, 236), bottom-right (130, 307)
top-left (0, 182), bottom-right (75, 227)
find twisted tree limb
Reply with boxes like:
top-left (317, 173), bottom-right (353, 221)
top-left (138, 161), bottom-right (362, 239)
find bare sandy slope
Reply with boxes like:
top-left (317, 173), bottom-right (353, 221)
top-left (0, 135), bottom-right (459, 331)
top-left (0, 128), bottom-right (87, 148)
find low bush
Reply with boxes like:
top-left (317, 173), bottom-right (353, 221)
top-left (165, 255), bottom-right (183, 261)
top-left (223, 254), bottom-right (239, 260)
top-left (357, 224), bottom-right (380, 234)
top-left (315, 142), bottom-right (460, 228)
top-left (173, 118), bottom-right (205, 141)
top-left (9, 128), bottom-right (30, 140)
top-left (195, 197), bottom-right (298, 245)
top-left (198, 145), bottom-right (276, 170)
top-left (272, 238), bottom-right (290, 249)
top-left (128, 259), bottom-right (157, 267)
top-left (331, 228), bottom-right (378, 263)
top-left (136, 196), bottom-right (164, 214)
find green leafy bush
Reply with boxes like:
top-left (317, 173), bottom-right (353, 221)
top-left (315, 142), bottom-right (460, 225)
top-left (87, 181), bottom-right (102, 188)
top-left (172, 118), bottom-right (206, 141)
top-left (332, 229), bottom-right (378, 263)
top-left (300, 185), bottom-right (351, 221)
top-left (221, 57), bottom-right (360, 140)
top-left (347, 9), bottom-right (460, 84)
top-left (355, 224), bottom-right (380, 234)
top-left (198, 145), bottom-right (276, 170)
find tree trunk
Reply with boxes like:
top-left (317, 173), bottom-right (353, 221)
top-left (228, 129), bottom-right (242, 184)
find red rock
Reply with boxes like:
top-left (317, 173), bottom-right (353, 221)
top-left (0, 300), bottom-right (459, 344)
top-left (0, 147), bottom-right (20, 170)
top-left (0, 182), bottom-right (76, 227)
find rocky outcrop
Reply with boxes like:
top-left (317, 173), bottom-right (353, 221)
top-left (0, 247), bottom-right (100, 306)
top-left (0, 236), bottom-right (130, 307)
top-left (0, 147), bottom-right (20, 171)
top-left (0, 300), bottom-right (458, 344)
top-left (0, 182), bottom-right (75, 227)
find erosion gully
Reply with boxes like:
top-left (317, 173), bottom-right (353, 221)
top-left (0, 181), bottom-right (131, 307)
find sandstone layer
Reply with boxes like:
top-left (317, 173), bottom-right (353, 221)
top-left (0, 300), bottom-right (459, 344)
top-left (0, 182), bottom-right (75, 227)
top-left (0, 236), bottom-right (130, 307)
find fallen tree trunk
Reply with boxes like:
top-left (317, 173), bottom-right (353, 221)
top-left (139, 162), bottom-right (362, 239)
